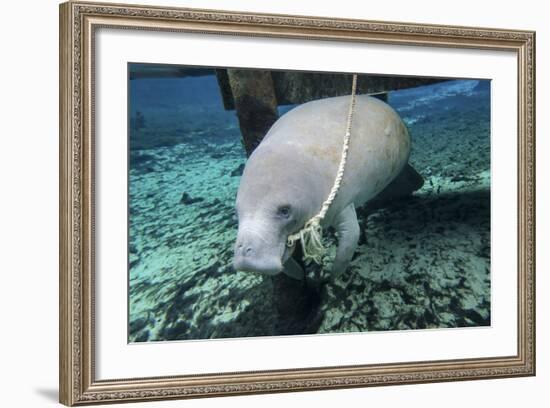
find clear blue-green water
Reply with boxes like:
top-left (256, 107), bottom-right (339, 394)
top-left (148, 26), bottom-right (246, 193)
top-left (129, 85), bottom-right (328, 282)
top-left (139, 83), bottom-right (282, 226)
top-left (128, 66), bottom-right (490, 342)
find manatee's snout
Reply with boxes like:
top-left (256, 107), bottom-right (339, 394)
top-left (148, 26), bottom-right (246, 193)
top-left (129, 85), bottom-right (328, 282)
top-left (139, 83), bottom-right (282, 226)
top-left (233, 230), bottom-right (283, 275)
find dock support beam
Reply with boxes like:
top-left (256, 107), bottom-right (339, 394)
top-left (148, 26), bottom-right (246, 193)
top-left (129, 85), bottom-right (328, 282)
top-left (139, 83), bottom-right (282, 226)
top-left (226, 69), bottom-right (279, 156)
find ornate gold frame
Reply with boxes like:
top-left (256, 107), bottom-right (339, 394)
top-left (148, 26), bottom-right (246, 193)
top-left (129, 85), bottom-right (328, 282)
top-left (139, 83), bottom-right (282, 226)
top-left (59, 1), bottom-right (536, 405)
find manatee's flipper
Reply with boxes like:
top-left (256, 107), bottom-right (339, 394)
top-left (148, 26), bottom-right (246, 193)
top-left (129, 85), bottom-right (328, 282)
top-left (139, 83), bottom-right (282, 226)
top-left (331, 203), bottom-right (360, 278)
top-left (282, 256), bottom-right (305, 281)
top-left (373, 163), bottom-right (424, 202)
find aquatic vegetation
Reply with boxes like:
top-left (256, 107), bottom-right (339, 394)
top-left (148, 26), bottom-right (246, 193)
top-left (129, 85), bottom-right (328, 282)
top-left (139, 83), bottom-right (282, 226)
top-left (128, 69), bottom-right (491, 342)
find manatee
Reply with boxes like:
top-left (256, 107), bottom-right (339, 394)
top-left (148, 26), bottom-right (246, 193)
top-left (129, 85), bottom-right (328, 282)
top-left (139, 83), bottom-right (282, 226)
top-left (233, 94), bottom-right (421, 280)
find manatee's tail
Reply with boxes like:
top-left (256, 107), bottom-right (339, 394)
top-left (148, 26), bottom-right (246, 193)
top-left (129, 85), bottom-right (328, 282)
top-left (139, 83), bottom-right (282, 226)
top-left (373, 163), bottom-right (424, 202)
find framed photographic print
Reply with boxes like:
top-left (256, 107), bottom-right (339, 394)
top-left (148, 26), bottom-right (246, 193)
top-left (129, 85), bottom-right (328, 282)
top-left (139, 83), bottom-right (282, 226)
top-left (59, 1), bottom-right (536, 405)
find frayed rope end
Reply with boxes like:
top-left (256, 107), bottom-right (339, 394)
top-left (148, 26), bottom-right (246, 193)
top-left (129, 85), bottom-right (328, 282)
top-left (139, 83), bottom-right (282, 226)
top-left (287, 219), bottom-right (326, 264)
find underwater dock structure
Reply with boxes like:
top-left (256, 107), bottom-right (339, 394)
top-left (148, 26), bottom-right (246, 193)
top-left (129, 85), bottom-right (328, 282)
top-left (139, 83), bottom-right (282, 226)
top-left (216, 70), bottom-right (446, 155)
top-left (129, 64), bottom-right (446, 156)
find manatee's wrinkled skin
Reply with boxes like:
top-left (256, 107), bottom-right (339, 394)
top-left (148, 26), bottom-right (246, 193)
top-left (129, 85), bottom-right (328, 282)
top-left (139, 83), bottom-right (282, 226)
top-left (233, 95), bottom-right (411, 279)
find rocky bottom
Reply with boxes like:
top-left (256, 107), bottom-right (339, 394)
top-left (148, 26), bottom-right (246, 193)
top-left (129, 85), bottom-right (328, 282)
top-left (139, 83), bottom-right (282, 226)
top-left (128, 151), bottom-right (490, 343)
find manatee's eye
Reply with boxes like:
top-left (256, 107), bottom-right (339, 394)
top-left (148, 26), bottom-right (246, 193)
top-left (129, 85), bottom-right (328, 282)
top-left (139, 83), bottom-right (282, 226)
top-left (277, 205), bottom-right (291, 218)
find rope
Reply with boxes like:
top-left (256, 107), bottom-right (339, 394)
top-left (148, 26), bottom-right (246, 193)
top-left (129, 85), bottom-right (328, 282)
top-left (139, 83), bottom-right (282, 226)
top-left (286, 74), bottom-right (358, 263)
